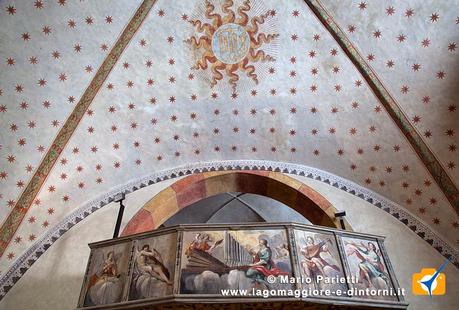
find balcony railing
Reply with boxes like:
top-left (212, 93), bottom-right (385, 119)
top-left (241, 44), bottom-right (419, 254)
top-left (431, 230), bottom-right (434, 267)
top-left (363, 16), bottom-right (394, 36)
top-left (77, 223), bottom-right (408, 309)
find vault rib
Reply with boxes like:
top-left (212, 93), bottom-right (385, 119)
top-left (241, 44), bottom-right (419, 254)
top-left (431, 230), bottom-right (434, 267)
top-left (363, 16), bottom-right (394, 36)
top-left (303, 0), bottom-right (459, 214)
top-left (0, 0), bottom-right (159, 257)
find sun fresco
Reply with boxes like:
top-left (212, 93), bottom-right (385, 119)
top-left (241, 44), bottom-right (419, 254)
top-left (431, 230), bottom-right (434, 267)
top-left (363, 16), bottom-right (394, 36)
top-left (185, 0), bottom-right (279, 91)
top-left (341, 236), bottom-right (397, 300)
top-left (129, 233), bottom-right (177, 300)
top-left (294, 229), bottom-right (347, 294)
top-left (180, 229), bottom-right (292, 294)
top-left (81, 242), bottom-right (131, 307)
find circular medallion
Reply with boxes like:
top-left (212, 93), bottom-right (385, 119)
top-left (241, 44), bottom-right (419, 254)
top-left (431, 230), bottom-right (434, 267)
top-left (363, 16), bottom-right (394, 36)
top-left (212, 23), bottom-right (250, 64)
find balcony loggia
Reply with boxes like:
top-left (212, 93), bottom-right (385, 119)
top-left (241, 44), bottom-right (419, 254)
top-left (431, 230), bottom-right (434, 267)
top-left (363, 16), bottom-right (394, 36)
top-left (77, 222), bottom-right (407, 310)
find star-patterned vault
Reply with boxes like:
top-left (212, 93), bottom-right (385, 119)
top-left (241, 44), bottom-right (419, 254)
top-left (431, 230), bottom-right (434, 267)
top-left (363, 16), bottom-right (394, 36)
top-left (0, 0), bottom-right (458, 281)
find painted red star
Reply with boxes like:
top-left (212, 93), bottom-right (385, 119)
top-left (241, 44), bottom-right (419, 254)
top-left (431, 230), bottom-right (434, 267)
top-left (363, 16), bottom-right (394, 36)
top-left (52, 51), bottom-right (61, 59)
top-left (430, 13), bottom-right (439, 22)
top-left (34, 1), bottom-right (44, 9)
top-left (397, 34), bottom-right (406, 42)
top-left (38, 78), bottom-right (47, 87)
top-left (436, 71), bottom-right (446, 79)
top-left (42, 26), bottom-right (51, 35)
top-left (22, 32), bottom-right (31, 41)
top-left (6, 5), bottom-right (16, 15)
top-left (386, 6), bottom-right (395, 15)
top-left (400, 85), bottom-right (409, 94)
top-left (405, 9), bottom-right (414, 18)
top-left (68, 19), bottom-right (76, 28)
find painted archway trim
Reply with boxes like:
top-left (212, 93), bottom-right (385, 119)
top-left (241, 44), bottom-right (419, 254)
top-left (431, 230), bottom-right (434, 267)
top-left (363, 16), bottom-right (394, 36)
top-left (121, 171), bottom-right (348, 236)
top-left (0, 160), bottom-right (457, 301)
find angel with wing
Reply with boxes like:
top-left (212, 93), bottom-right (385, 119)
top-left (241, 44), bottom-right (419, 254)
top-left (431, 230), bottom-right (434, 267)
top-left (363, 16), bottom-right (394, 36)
top-left (299, 235), bottom-right (341, 287)
top-left (185, 233), bottom-right (223, 257)
top-left (345, 240), bottom-right (389, 290)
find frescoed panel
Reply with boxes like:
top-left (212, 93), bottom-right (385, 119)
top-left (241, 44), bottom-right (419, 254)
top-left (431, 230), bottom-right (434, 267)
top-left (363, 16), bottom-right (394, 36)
top-left (129, 233), bottom-right (177, 300)
top-left (341, 236), bottom-right (397, 300)
top-left (180, 229), bottom-right (292, 294)
top-left (294, 229), bottom-right (347, 294)
top-left (82, 242), bottom-right (131, 307)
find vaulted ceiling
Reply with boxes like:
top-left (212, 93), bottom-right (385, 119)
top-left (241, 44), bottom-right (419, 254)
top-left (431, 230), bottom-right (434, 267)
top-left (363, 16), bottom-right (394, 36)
top-left (0, 0), bottom-right (458, 277)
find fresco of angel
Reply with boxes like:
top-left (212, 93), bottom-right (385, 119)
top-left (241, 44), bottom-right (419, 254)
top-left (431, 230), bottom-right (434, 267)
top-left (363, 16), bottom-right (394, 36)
top-left (185, 233), bottom-right (223, 257)
top-left (344, 238), bottom-right (390, 290)
top-left (295, 232), bottom-right (345, 292)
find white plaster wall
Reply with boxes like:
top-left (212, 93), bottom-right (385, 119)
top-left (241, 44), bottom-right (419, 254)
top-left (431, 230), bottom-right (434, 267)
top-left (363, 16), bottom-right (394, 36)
top-left (1, 175), bottom-right (457, 310)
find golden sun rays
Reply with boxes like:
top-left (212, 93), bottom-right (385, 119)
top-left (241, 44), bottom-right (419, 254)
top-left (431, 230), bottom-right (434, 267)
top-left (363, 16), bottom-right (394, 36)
top-left (185, 0), bottom-right (279, 91)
